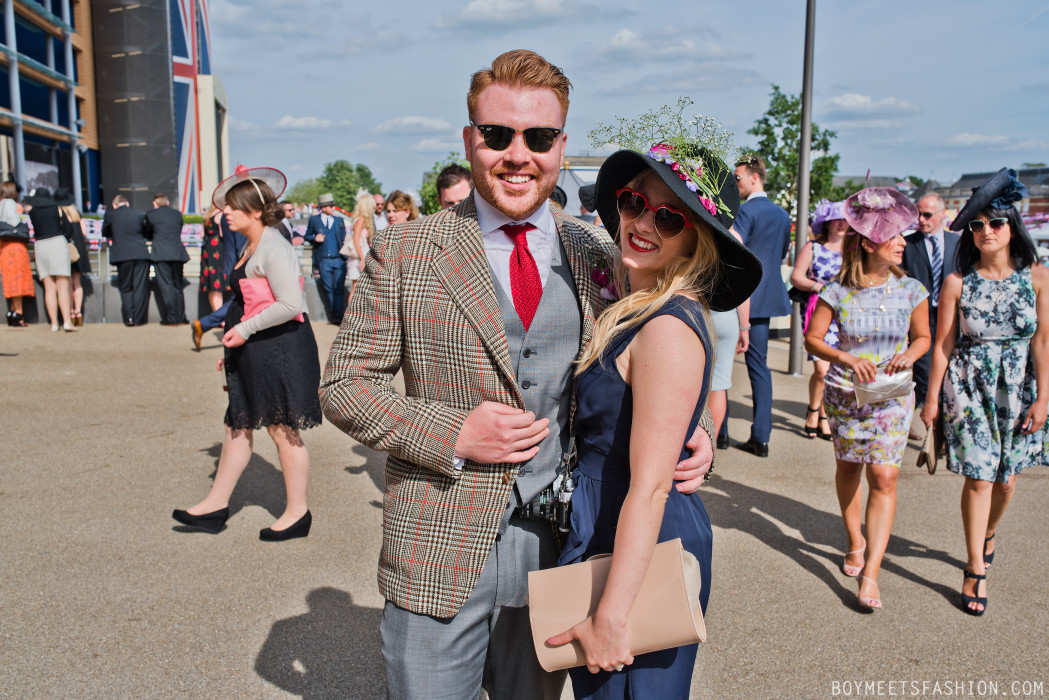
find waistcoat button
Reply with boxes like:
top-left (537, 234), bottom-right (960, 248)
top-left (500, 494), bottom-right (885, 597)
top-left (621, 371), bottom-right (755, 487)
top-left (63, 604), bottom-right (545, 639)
top-left (523, 348), bottom-right (532, 357)
top-left (521, 380), bottom-right (531, 389)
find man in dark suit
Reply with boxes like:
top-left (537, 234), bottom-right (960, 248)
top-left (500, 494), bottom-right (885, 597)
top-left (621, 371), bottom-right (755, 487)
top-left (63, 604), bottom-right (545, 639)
top-left (731, 155), bottom-right (792, 457)
top-left (102, 194), bottom-right (151, 326)
top-left (278, 201), bottom-right (304, 245)
top-left (903, 192), bottom-right (959, 409)
top-left (302, 192), bottom-right (347, 323)
top-left (143, 193), bottom-right (189, 325)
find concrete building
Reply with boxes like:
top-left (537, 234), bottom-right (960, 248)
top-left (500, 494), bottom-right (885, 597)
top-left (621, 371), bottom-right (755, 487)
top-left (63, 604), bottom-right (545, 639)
top-left (0, 0), bottom-right (228, 213)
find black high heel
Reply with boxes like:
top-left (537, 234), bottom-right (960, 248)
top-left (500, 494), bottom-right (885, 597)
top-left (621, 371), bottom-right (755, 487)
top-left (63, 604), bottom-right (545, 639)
top-left (983, 533), bottom-right (996, 569)
top-left (803, 406), bottom-right (820, 438)
top-left (172, 507), bottom-right (230, 534)
top-left (260, 510), bottom-right (311, 541)
top-left (961, 568), bottom-right (987, 616)
top-left (818, 414), bottom-right (833, 441)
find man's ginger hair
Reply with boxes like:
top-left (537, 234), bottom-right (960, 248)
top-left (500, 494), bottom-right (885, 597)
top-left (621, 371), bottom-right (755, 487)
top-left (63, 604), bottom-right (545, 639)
top-left (467, 49), bottom-right (572, 124)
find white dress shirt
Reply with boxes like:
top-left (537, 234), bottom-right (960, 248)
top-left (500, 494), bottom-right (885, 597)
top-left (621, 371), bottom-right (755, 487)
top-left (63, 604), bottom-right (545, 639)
top-left (474, 194), bottom-right (558, 298)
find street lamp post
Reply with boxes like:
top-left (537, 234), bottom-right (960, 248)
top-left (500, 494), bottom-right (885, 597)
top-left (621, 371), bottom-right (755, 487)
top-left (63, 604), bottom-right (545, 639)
top-left (789, 0), bottom-right (817, 376)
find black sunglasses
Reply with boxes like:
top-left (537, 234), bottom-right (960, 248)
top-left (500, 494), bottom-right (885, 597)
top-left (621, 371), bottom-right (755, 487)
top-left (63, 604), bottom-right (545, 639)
top-left (615, 187), bottom-right (690, 239)
top-left (968, 217), bottom-right (1008, 234)
top-left (918, 211), bottom-right (939, 219)
top-left (469, 121), bottom-right (563, 153)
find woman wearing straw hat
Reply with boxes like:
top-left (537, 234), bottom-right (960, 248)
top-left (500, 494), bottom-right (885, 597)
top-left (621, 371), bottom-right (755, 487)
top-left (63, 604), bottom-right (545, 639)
top-left (920, 168), bottom-right (1048, 615)
top-left (173, 167), bottom-right (322, 541)
top-left (546, 104), bottom-right (762, 697)
top-left (806, 187), bottom-right (931, 611)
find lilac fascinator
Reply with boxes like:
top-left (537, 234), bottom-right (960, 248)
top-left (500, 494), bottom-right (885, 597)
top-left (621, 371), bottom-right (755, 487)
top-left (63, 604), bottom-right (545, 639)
top-left (843, 188), bottom-right (918, 244)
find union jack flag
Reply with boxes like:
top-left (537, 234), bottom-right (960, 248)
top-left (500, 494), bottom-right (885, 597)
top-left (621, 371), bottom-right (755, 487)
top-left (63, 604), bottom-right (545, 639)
top-left (170, 0), bottom-right (211, 213)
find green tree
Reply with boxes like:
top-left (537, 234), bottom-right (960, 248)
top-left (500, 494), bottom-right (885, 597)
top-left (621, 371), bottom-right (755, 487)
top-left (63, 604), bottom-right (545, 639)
top-left (745, 84), bottom-right (840, 211)
top-left (285, 178), bottom-right (321, 205)
top-left (419, 152), bottom-right (471, 215)
top-left (316, 160), bottom-right (382, 209)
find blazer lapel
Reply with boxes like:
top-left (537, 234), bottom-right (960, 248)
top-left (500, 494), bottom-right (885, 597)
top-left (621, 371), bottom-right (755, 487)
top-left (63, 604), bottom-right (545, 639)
top-left (556, 213), bottom-right (602, 353)
top-left (430, 198), bottom-right (514, 383)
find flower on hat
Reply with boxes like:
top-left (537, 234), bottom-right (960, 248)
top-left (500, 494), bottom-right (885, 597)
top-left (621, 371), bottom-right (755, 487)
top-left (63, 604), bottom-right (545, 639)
top-left (589, 97), bottom-right (740, 217)
top-left (989, 169), bottom-right (1027, 210)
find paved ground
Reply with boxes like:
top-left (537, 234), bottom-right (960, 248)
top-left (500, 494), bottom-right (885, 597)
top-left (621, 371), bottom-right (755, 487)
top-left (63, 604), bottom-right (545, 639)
top-left (1, 322), bottom-right (1046, 699)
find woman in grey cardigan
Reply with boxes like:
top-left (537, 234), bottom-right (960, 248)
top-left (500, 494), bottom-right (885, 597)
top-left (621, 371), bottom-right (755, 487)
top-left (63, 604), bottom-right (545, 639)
top-left (173, 168), bottom-right (322, 541)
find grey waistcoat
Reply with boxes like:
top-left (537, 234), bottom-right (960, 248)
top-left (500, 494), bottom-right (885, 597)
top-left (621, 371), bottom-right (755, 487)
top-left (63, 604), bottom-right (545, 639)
top-left (492, 237), bottom-right (581, 507)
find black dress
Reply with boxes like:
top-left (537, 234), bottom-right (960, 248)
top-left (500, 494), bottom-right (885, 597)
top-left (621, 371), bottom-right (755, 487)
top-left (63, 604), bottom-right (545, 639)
top-left (223, 264), bottom-right (322, 431)
top-left (66, 216), bottom-right (92, 275)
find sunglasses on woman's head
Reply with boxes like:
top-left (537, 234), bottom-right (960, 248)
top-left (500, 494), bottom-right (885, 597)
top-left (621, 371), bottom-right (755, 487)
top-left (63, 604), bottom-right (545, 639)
top-left (615, 187), bottom-right (691, 239)
top-left (469, 121), bottom-right (563, 153)
top-left (968, 218), bottom-right (1007, 234)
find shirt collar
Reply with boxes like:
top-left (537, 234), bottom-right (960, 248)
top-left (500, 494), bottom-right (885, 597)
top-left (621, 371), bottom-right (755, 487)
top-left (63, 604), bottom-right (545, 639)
top-left (474, 192), bottom-right (556, 238)
top-left (745, 191), bottom-right (768, 202)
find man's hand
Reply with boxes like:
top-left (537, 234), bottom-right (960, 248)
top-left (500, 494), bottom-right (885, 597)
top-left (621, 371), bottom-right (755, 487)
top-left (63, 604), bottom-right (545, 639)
top-left (455, 401), bottom-right (549, 465)
top-left (673, 422), bottom-right (713, 494)
top-left (315, 233), bottom-right (325, 244)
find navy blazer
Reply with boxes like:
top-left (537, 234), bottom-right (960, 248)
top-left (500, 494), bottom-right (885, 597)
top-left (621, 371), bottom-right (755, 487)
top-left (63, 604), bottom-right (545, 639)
top-left (902, 230), bottom-right (960, 306)
top-left (102, 206), bottom-right (150, 263)
top-left (303, 213), bottom-right (347, 265)
top-left (733, 195), bottom-right (792, 318)
top-left (143, 206), bottom-right (189, 263)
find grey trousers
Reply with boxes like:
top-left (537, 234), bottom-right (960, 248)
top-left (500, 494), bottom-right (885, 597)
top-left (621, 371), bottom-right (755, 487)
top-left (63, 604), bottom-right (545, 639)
top-left (380, 516), bottom-right (567, 700)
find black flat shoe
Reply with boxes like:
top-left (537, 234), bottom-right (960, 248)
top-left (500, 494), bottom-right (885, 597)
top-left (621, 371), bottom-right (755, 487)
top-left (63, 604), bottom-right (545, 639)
top-left (716, 434), bottom-right (730, 450)
top-left (260, 510), bottom-right (311, 541)
top-left (172, 507), bottom-right (229, 534)
top-left (735, 439), bottom-right (769, 458)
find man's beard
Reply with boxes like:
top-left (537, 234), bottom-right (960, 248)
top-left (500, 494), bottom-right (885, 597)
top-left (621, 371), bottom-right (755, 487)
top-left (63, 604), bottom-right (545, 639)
top-left (473, 168), bottom-right (556, 221)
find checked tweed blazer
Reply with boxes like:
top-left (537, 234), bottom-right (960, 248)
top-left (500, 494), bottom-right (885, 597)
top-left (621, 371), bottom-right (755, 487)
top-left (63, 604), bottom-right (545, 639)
top-left (320, 194), bottom-right (617, 617)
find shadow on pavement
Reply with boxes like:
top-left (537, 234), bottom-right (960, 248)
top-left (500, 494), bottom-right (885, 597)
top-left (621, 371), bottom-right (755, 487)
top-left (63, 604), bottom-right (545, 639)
top-left (345, 444), bottom-right (388, 508)
top-left (255, 587), bottom-right (384, 698)
top-left (172, 441), bottom-right (293, 521)
top-left (704, 475), bottom-right (965, 610)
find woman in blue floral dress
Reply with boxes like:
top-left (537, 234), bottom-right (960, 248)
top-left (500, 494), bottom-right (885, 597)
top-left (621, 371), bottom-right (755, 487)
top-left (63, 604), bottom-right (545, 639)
top-left (791, 199), bottom-right (846, 439)
top-left (806, 188), bottom-right (931, 611)
top-left (921, 168), bottom-right (1048, 615)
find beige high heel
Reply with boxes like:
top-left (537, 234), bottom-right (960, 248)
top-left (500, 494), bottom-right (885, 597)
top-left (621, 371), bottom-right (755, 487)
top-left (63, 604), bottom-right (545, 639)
top-left (857, 575), bottom-right (882, 611)
top-left (842, 544), bottom-right (865, 577)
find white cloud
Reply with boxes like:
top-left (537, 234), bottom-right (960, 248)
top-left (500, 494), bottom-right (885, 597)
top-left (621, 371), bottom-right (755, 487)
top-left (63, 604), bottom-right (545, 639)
top-left (612, 67), bottom-right (763, 95)
top-left (274, 116), bottom-right (352, 131)
top-left (829, 119), bottom-right (904, 131)
top-left (946, 132), bottom-right (1010, 147)
top-left (414, 137), bottom-right (463, 153)
top-left (590, 26), bottom-right (745, 65)
top-left (372, 116), bottom-right (453, 134)
top-left (357, 142), bottom-right (383, 151)
top-left (229, 117), bottom-right (258, 133)
top-left (821, 93), bottom-right (920, 120)
top-left (435, 0), bottom-right (593, 30)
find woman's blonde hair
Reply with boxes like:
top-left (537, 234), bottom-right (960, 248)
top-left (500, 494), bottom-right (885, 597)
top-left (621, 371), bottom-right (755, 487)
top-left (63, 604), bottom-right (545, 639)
top-left (577, 170), bottom-right (720, 373)
top-left (836, 232), bottom-right (905, 288)
top-left (351, 193), bottom-right (377, 238)
top-left (61, 204), bottom-right (81, 223)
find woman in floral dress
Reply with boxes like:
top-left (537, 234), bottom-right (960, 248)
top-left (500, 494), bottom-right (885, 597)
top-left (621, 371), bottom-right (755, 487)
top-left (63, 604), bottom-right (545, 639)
top-left (806, 188), bottom-right (930, 611)
top-left (921, 168), bottom-right (1048, 616)
top-left (791, 199), bottom-right (846, 439)
top-left (199, 205), bottom-right (226, 312)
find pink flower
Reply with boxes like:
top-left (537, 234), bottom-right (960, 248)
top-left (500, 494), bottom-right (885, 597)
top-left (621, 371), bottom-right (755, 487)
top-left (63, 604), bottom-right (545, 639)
top-left (650, 143), bottom-right (672, 156)
top-left (699, 196), bottom-right (717, 215)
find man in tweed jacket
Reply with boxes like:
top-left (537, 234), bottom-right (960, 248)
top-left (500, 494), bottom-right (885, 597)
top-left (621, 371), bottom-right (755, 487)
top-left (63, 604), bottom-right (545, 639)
top-left (320, 50), bottom-right (713, 699)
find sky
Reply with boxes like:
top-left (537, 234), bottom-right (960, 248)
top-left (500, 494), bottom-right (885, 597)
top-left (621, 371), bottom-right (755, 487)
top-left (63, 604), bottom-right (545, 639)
top-left (209, 0), bottom-right (1049, 201)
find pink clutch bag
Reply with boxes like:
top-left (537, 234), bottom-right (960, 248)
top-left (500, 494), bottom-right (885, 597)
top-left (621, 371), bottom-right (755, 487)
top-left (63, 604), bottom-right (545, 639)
top-left (240, 276), bottom-right (305, 323)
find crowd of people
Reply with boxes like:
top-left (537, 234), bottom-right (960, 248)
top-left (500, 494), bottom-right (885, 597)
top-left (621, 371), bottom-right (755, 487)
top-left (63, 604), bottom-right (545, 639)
top-left (4, 46), bottom-right (1046, 700)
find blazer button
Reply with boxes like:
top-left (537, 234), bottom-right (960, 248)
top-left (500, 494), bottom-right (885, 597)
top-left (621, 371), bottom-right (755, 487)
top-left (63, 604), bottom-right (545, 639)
top-left (521, 380), bottom-right (531, 390)
top-left (501, 471), bottom-right (514, 485)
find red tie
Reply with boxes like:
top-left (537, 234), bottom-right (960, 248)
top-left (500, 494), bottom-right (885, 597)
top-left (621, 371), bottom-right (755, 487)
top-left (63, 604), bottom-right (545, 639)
top-left (500, 223), bottom-right (542, 331)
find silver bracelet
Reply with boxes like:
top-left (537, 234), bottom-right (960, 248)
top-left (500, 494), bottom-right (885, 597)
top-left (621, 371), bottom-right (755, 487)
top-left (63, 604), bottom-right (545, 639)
top-left (739, 324), bottom-right (751, 331)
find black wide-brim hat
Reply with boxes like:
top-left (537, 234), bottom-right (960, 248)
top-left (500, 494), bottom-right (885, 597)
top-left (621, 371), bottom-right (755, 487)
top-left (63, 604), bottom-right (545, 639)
top-left (595, 149), bottom-right (762, 312)
top-left (24, 187), bottom-right (57, 207)
top-left (53, 187), bottom-right (76, 207)
top-left (950, 167), bottom-right (1026, 232)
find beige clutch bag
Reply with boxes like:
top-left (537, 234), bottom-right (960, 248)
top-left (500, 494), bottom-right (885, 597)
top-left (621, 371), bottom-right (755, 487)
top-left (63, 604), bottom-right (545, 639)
top-left (527, 538), bottom-right (706, 672)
